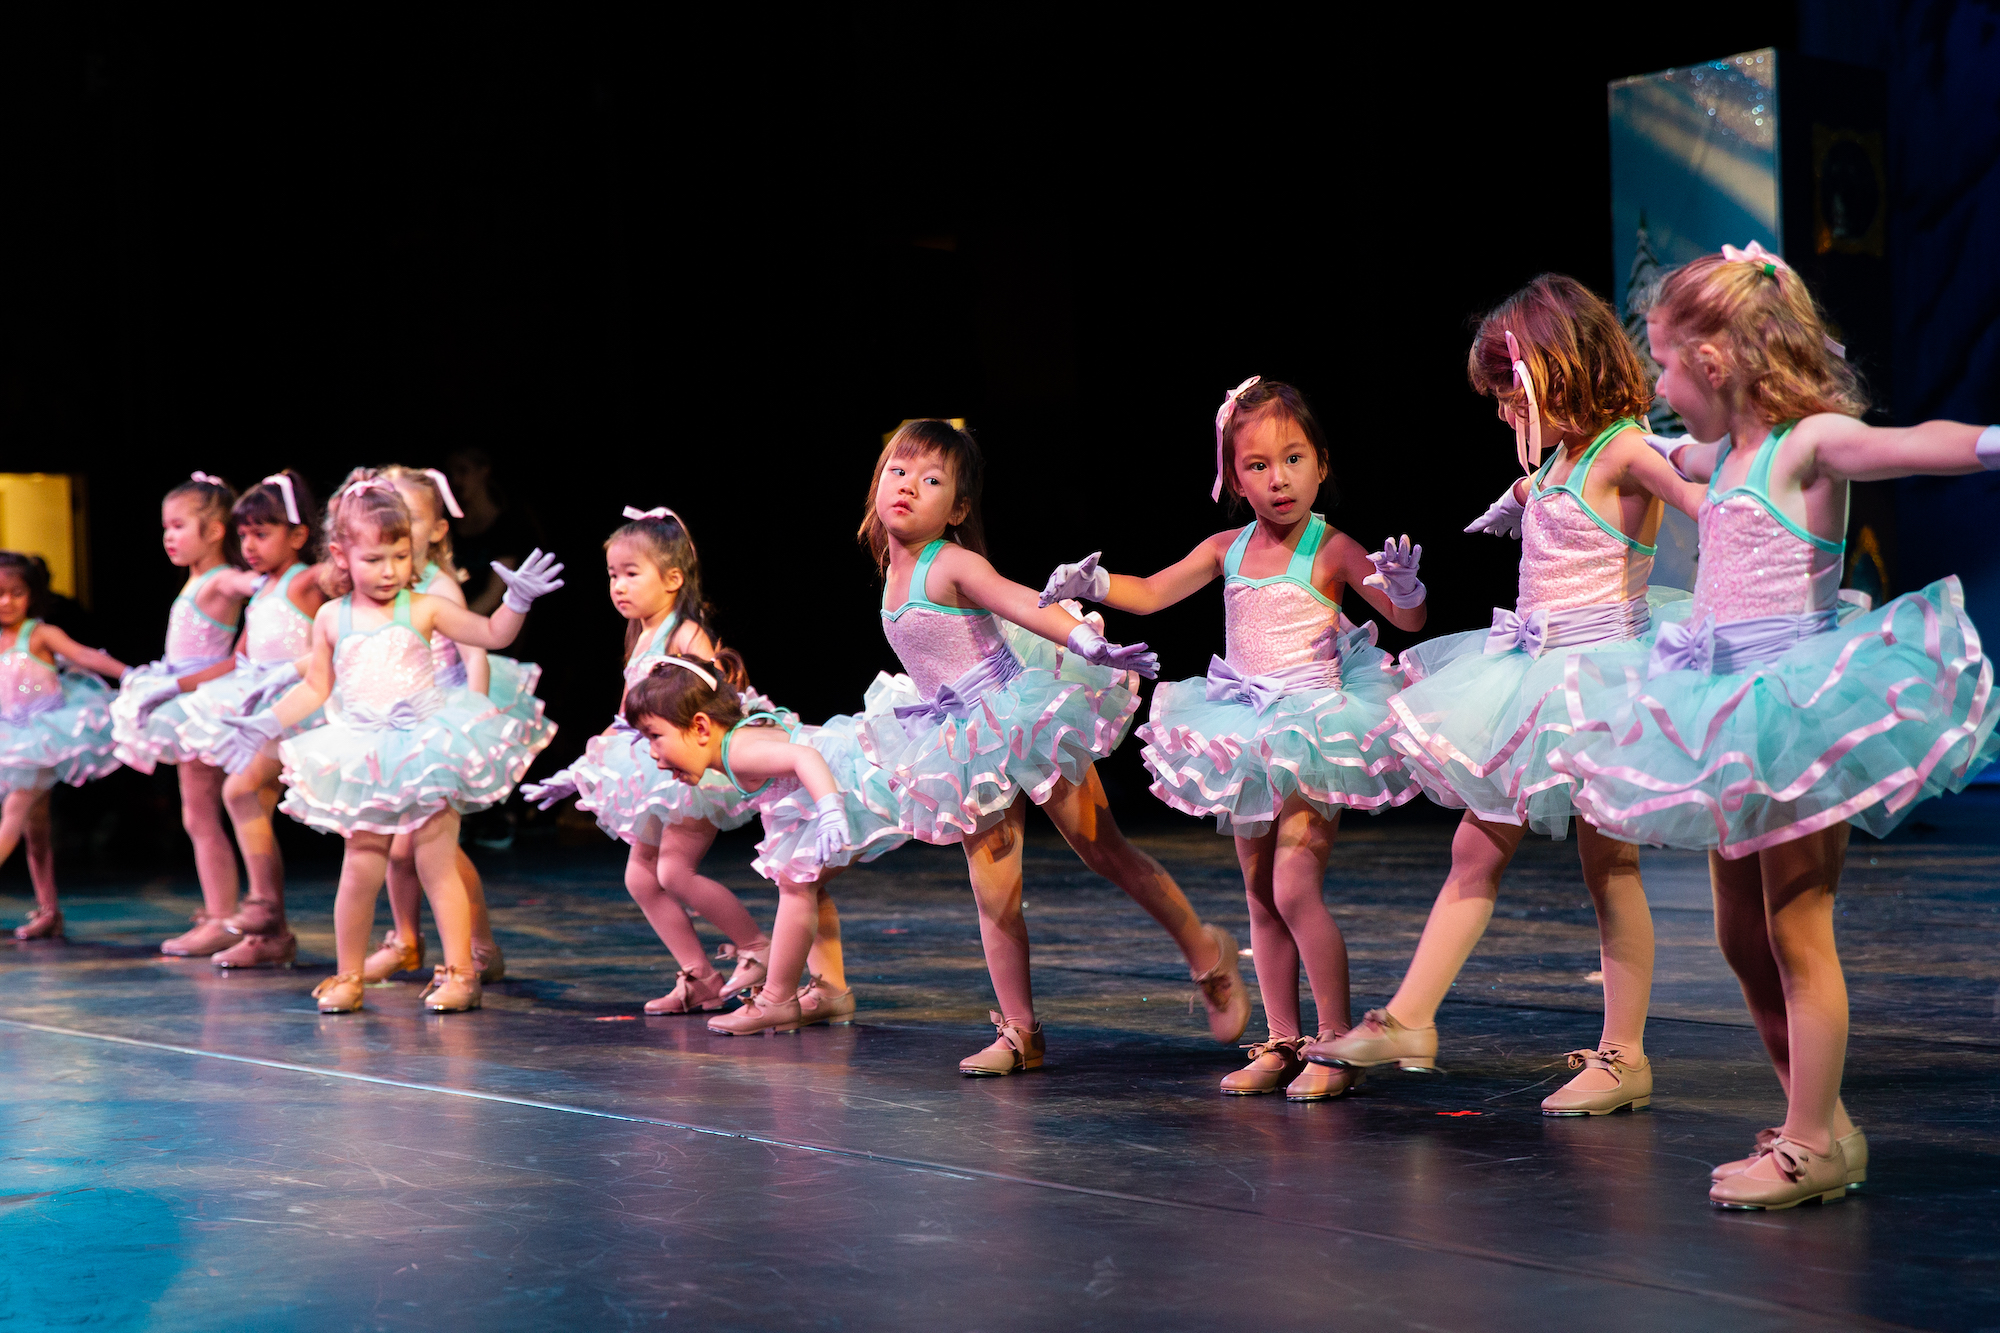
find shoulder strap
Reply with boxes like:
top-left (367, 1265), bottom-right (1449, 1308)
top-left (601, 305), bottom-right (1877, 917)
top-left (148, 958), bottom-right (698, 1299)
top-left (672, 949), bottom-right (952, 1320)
top-left (1286, 515), bottom-right (1327, 580)
top-left (910, 540), bottom-right (948, 605)
top-left (1746, 420), bottom-right (1798, 494)
top-left (13, 618), bottom-right (38, 650)
top-left (1222, 525), bottom-right (1256, 578)
top-left (392, 588), bottom-right (413, 627)
top-left (1571, 417), bottom-right (1637, 488)
top-left (336, 595), bottom-right (353, 637)
top-left (720, 712), bottom-right (785, 793)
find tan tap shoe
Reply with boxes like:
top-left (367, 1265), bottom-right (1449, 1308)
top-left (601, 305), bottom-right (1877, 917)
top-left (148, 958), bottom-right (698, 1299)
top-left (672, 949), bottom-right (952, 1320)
top-left (1540, 1048), bottom-right (1652, 1116)
top-left (213, 931), bottom-right (298, 969)
top-left (1709, 1135), bottom-right (1850, 1210)
top-left (1714, 1126), bottom-right (1867, 1189)
top-left (472, 938), bottom-right (506, 984)
top-left (222, 897), bottom-right (284, 936)
top-left (1220, 1035), bottom-right (1308, 1095)
top-left (715, 939), bottom-right (770, 999)
top-left (1287, 1059), bottom-right (1363, 1102)
top-left (959, 1012), bottom-right (1045, 1075)
top-left (797, 975), bottom-right (856, 1027)
top-left (312, 971), bottom-right (365, 1013)
top-left (420, 963), bottom-right (483, 1013)
top-left (13, 906), bottom-right (63, 940)
top-left (362, 929), bottom-right (424, 983)
top-left (1190, 924), bottom-right (1251, 1045)
top-left (706, 989), bottom-right (804, 1035)
top-left (1302, 1008), bottom-right (1438, 1071)
top-left (645, 967), bottom-right (728, 1015)
top-left (161, 912), bottom-right (237, 956)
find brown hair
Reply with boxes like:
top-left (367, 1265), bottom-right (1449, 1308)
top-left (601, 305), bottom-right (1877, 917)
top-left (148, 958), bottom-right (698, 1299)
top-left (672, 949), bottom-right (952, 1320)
top-left (1216, 380), bottom-right (1338, 514)
top-left (0, 551), bottom-right (51, 617)
top-left (621, 650), bottom-right (756, 731)
top-left (1650, 254), bottom-right (1867, 423)
top-left (1467, 274), bottom-right (1653, 443)
top-left (166, 473), bottom-right (244, 568)
top-left (605, 510), bottom-right (710, 660)
top-left (232, 469), bottom-right (323, 563)
top-left (379, 465), bottom-right (465, 586)
top-left (856, 419), bottom-right (989, 574)
top-left (319, 469), bottom-right (413, 598)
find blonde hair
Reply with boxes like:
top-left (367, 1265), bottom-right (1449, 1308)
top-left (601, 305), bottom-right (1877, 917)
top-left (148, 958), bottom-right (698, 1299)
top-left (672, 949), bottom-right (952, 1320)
top-left (319, 469), bottom-right (413, 598)
top-left (1467, 274), bottom-right (1653, 441)
top-left (379, 465), bottom-right (465, 585)
top-left (1651, 254), bottom-right (1867, 423)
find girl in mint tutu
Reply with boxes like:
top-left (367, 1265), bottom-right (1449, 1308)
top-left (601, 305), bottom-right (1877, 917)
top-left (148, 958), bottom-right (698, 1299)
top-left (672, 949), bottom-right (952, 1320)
top-left (211, 478), bottom-right (566, 1016)
top-left (852, 419), bottom-right (1252, 1075)
top-left (1547, 243), bottom-right (2000, 1209)
top-left (175, 470), bottom-right (329, 969)
top-left (1309, 275), bottom-right (1706, 1120)
top-left (1039, 377), bottom-right (1427, 1101)
top-left (0, 552), bottom-right (129, 940)
top-left (110, 471), bottom-right (258, 958)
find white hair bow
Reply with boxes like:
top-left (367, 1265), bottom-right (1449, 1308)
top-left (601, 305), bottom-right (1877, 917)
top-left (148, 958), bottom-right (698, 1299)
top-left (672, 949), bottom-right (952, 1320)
top-left (1211, 376), bottom-right (1262, 501)
top-left (423, 469), bottom-right (465, 518)
top-left (1505, 330), bottom-right (1543, 475)
top-left (261, 473), bottom-right (300, 525)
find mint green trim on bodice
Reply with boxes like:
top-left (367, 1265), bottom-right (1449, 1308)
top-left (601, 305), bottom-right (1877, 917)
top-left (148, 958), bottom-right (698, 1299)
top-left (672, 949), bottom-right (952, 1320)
top-left (336, 588), bottom-right (421, 639)
top-left (719, 710), bottom-right (793, 795)
top-left (1529, 417), bottom-right (1656, 556)
top-left (1223, 513), bottom-right (1340, 611)
top-left (7, 618), bottom-right (38, 653)
top-left (628, 611), bottom-right (681, 668)
top-left (1706, 421), bottom-right (1845, 555)
top-left (180, 564), bottom-right (242, 634)
top-left (882, 540), bottom-right (987, 621)
top-left (258, 562), bottom-right (314, 623)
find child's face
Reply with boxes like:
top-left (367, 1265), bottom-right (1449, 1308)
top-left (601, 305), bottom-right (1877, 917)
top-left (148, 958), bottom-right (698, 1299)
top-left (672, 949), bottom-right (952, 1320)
top-left (334, 526), bottom-right (414, 603)
top-left (393, 482), bottom-right (448, 570)
top-left (238, 521), bottom-right (306, 574)
top-left (1647, 315), bottom-right (1728, 439)
top-left (636, 712), bottom-right (718, 785)
top-left (606, 539), bottom-right (682, 622)
top-left (0, 571), bottom-right (29, 627)
top-left (875, 449), bottom-right (967, 545)
top-left (1230, 410), bottom-right (1325, 525)
top-left (161, 495), bottom-right (223, 567)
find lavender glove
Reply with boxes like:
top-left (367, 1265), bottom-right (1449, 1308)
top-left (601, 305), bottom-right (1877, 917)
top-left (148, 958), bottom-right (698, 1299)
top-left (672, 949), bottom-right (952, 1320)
top-left (237, 664), bottom-right (302, 715)
top-left (214, 711), bottom-right (284, 775)
top-left (120, 659), bottom-right (168, 685)
top-left (1068, 623), bottom-right (1159, 679)
top-left (494, 548), bottom-right (565, 614)
top-left (520, 769), bottom-right (579, 811)
top-left (1640, 433), bottom-right (1697, 479)
top-left (810, 792), bottom-right (848, 868)
top-left (125, 674), bottom-right (186, 726)
top-left (1038, 552), bottom-right (1111, 608)
top-left (1362, 535), bottom-right (1426, 609)
top-left (1465, 481), bottom-right (1526, 540)
top-left (1977, 425), bottom-right (2000, 470)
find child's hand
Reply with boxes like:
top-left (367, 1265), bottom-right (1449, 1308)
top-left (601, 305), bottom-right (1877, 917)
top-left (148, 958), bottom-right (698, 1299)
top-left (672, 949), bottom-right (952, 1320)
top-left (1362, 535), bottom-right (1426, 608)
top-left (125, 674), bottom-right (185, 725)
top-left (494, 549), bottom-right (565, 612)
top-left (1067, 623), bottom-right (1159, 679)
top-left (521, 769), bottom-right (579, 810)
top-left (811, 792), bottom-right (848, 868)
top-left (1465, 483), bottom-right (1526, 540)
top-left (214, 712), bottom-right (284, 774)
top-left (1039, 553), bottom-right (1110, 608)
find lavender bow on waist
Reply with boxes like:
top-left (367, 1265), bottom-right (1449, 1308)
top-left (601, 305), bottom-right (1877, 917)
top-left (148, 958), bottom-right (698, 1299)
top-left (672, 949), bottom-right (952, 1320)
top-left (340, 686), bottom-right (447, 732)
top-left (1484, 595), bottom-right (1649, 658)
top-left (893, 644), bottom-right (1024, 733)
top-left (1204, 655), bottom-right (1341, 713)
top-left (1647, 608), bottom-right (1838, 677)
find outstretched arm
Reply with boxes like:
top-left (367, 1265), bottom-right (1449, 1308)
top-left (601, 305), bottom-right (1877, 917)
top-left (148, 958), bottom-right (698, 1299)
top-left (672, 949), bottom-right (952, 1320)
top-left (722, 728), bottom-right (839, 803)
top-left (424, 598), bottom-right (525, 652)
top-left (1805, 415), bottom-right (1994, 483)
top-left (1047, 537), bottom-right (1227, 615)
top-left (270, 611), bottom-right (337, 728)
top-left (31, 625), bottom-right (128, 682)
top-left (1608, 436), bottom-right (1708, 519)
top-left (944, 546), bottom-right (1091, 646)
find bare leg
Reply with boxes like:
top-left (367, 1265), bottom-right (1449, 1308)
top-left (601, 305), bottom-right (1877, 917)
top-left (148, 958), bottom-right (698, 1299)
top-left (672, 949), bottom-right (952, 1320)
top-left (0, 790), bottom-right (56, 912)
top-left (384, 832), bottom-right (424, 949)
top-left (1269, 797), bottom-right (1349, 1038)
top-left (1040, 765), bottom-right (1217, 972)
top-left (962, 799), bottom-right (1035, 1028)
top-left (408, 811), bottom-right (474, 974)
top-left (759, 871), bottom-right (835, 999)
top-left (624, 839), bottom-right (717, 976)
top-left (178, 761), bottom-right (240, 918)
top-left (806, 889), bottom-right (845, 990)
top-left (1235, 825), bottom-right (1299, 1039)
top-left (221, 755), bottom-right (286, 917)
top-left (1385, 812), bottom-right (1525, 1028)
top-left (654, 819), bottom-right (763, 948)
top-left (1759, 825), bottom-right (1852, 1155)
top-left (458, 848), bottom-right (493, 948)
top-left (332, 831), bottom-right (394, 977)
top-left (1572, 821), bottom-right (1654, 1087)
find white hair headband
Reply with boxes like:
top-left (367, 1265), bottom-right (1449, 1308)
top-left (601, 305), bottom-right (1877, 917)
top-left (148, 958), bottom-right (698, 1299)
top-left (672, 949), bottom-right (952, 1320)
top-left (261, 473), bottom-right (301, 525)
top-left (422, 469), bottom-right (465, 518)
top-left (1211, 376), bottom-right (1262, 501)
top-left (655, 655), bottom-right (717, 689)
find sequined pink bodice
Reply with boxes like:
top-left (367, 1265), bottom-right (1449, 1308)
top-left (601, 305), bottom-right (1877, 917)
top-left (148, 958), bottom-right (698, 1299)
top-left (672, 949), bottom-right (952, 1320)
top-left (1224, 581), bottom-right (1338, 679)
top-left (1690, 497), bottom-right (1840, 623)
top-left (623, 614), bottom-right (681, 692)
top-left (413, 566), bottom-right (467, 686)
top-left (243, 570), bottom-right (313, 663)
top-left (334, 622), bottom-right (440, 721)
top-left (1518, 491), bottom-right (1653, 613)
top-left (165, 580), bottom-right (238, 666)
top-left (0, 626), bottom-right (60, 724)
top-left (881, 607), bottom-right (1011, 702)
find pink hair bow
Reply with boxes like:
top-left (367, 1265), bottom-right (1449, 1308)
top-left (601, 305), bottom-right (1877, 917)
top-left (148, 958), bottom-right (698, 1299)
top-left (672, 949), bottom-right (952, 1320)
top-left (1505, 330), bottom-right (1543, 475)
top-left (190, 471), bottom-right (226, 487)
top-left (339, 476), bottom-right (396, 500)
top-left (1720, 242), bottom-right (1847, 359)
top-left (623, 505), bottom-right (694, 553)
top-left (260, 473), bottom-right (301, 525)
top-left (1211, 375), bottom-right (1262, 501)
top-left (422, 468), bottom-right (465, 518)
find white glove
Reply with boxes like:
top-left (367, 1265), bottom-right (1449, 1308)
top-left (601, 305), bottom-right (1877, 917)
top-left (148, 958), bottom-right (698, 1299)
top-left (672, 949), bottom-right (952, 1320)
top-left (1067, 623), bottom-right (1159, 679)
top-left (1465, 481), bottom-right (1526, 540)
top-left (1362, 535), bottom-right (1426, 609)
top-left (493, 548), bottom-right (565, 614)
top-left (237, 664), bottom-right (302, 715)
top-left (520, 768), bottom-right (579, 810)
top-left (120, 659), bottom-right (167, 685)
top-left (125, 674), bottom-right (185, 726)
top-left (810, 792), bottom-right (848, 868)
top-left (1640, 433), bottom-right (1695, 479)
top-left (1038, 552), bottom-right (1111, 608)
top-left (214, 712), bottom-right (284, 775)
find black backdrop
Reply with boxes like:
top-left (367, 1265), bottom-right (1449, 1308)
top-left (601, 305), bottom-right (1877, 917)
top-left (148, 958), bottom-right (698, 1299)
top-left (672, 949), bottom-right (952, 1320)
top-left (0, 7), bottom-right (1801, 865)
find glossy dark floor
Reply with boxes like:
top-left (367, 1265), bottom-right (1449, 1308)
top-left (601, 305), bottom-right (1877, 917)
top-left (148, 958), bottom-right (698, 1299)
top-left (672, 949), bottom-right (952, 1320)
top-left (5, 794), bottom-right (1999, 1332)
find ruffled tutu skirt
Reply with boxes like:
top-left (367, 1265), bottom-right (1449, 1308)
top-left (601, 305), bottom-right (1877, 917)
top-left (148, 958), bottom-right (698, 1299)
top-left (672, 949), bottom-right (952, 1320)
top-left (0, 673), bottom-right (120, 798)
top-left (857, 625), bottom-right (1142, 844)
top-left (572, 725), bottom-right (764, 843)
top-left (110, 670), bottom-right (208, 772)
top-left (278, 687), bottom-right (555, 836)
top-left (1387, 588), bottom-right (1690, 838)
top-left (746, 716), bottom-right (911, 883)
top-left (483, 653), bottom-right (555, 757)
top-left (1138, 622), bottom-right (1415, 837)
top-left (175, 660), bottom-right (325, 768)
top-left (1548, 576), bottom-right (1998, 858)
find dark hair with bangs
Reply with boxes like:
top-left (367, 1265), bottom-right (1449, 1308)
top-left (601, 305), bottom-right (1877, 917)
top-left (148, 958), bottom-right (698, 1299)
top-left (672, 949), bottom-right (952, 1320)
top-left (232, 470), bottom-right (323, 563)
top-left (621, 650), bottom-right (756, 731)
top-left (605, 510), bottom-right (709, 660)
top-left (0, 551), bottom-right (51, 618)
top-left (1216, 380), bottom-right (1339, 516)
top-left (165, 473), bottom-right (244, 568)
top-left (856, 419), bottom-right (988, 574)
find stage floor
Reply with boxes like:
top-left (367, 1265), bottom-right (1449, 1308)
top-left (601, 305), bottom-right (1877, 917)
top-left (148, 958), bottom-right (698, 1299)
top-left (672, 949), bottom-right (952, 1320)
top-left (4, 794), bottom-right (1998, 1331)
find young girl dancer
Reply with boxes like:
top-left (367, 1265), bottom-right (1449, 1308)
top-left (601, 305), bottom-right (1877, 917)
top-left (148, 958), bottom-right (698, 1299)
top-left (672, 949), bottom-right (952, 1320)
top-left (522, 508), bottom-right (782, 1014)
top-left (855, 419), bottom-right (1252, 1074)
top-left (0, 553), bottom-right (128, 939)
top-left (619, 651), bottom-right (907, 1033)
top-left (214, 480), bottom-right (564, 1013)
top-left (1040, 378), bottom-right (1426, 1099)
top-left (177, 471), bottom-right (328, 968)
top-left (364, 464), bottom-right (554, 985)
top-left (1548, 243), bottom-right (1999, 1207)
top-left (1307, 276), bottom-right (1704, 1116)
top-left (111, 472), bottom-right (255, 956)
